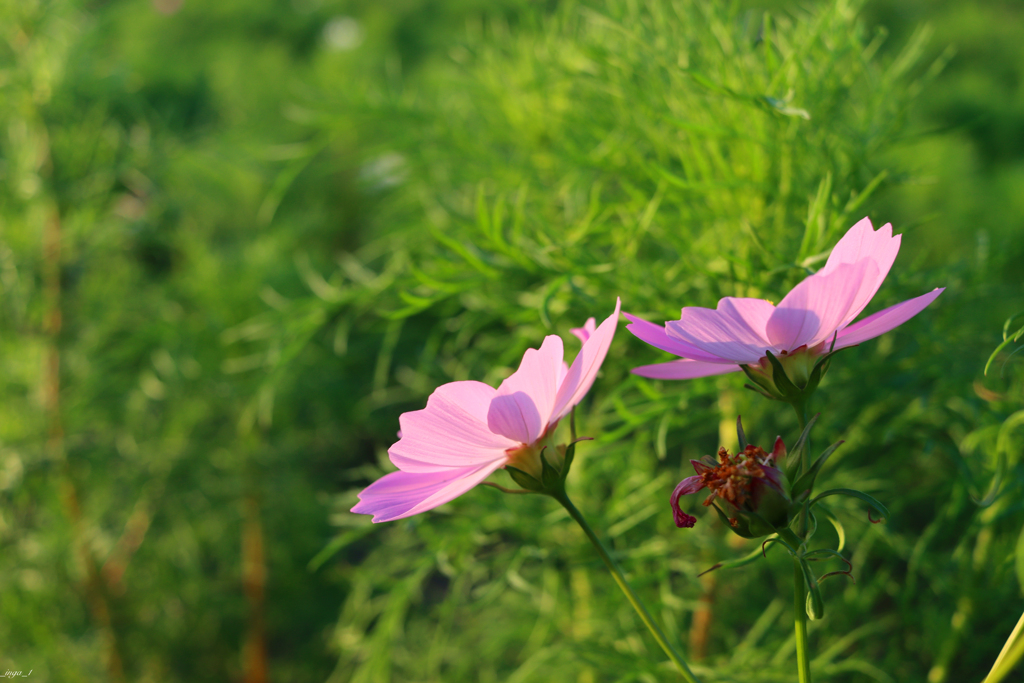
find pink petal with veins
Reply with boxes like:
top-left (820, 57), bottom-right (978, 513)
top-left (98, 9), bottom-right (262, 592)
top-left (631, 359), bottom-right (742, 380)
top-left (351, 460), bottom-right (506, 522)
top-left (820, 218), bottom-right (902, 328)
top-left (487, 335), bottom-right (564, 443)
top-left (666, 297), bottom-right (776, 364)
top-left (390, 381), bottom-right (517, 472)
top-left (834, 288), bottom-right (945, 349)
top-left (673, 474), bottom-right (707, 498)
top-left (551, 298), bottom-right (621, 421)
top-left (766, 260), bottom-right (878, 351)
top-left (624, 312), bottom-right (724, 362)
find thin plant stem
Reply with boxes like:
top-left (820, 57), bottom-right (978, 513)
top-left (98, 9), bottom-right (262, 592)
top-left (792, 401), bottom-right (810, 474)
top-left (792, 557), bottom-right (812, 683)
top-left (781, 504), bottom-right (812, 683)
top-left (554, 491), bottom-right (701, 683)
top-left (792, 402), bottom-right (812, 537)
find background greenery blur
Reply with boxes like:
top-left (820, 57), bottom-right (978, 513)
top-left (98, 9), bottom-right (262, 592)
top-left (0, 0), bottom-right (1021, 681)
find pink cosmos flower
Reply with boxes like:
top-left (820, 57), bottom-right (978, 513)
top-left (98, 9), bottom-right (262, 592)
top-left (352, 299), bottom-right (621, 522)
top-left (627, 218), bottom-right (944, 381)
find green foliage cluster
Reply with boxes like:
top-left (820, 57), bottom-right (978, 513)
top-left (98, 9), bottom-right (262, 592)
top-left (0, 0), bottom-right (1021, 681)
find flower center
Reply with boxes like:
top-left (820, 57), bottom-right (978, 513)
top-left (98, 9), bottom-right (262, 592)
top-left (699, 446), bottom-right (768, 509)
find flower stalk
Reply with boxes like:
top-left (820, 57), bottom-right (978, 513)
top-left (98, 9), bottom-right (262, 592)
top-left (794, 401), bottom-right (810, 477)
top-left (775, 527), bottom-right (813, 683)
top-left (792, 555), bottom-right (813, 683)
top-left (553, 489), bottom-right (702, 683)
top-left (515, 429), bottom-right (701, 682)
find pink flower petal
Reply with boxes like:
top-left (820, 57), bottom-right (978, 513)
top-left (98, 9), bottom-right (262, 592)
top-left (570, 317), bottom-right (597, 344)
top-left (631, 359), bottom-right (741, 380)
top-left (692, 460), bottom-right (713, 475)
top-left (769, 436), bottom-right (786, 465)
top-left (390, 381), bottom-right (517, 472)
top-left (765, 260), bottom-right (878, 351)
top-left (551, 298), bottom-right (621, 421)
top-left (351, 460), bottom-right (506, 523)
top-left (834, 288), bottom-right (945, 349)
top-left (671, 474), bottom-right (705, 528)
top-left (666, 298), bottom-right (775, 364)
top-left (820, 218), bottom-right (902, 328)
top-left (624, 312), bottom-right (725, 362)
top-left (673, 473), bottom-right (707, 497)
top-left (487, 335), bottom-right (564, 444)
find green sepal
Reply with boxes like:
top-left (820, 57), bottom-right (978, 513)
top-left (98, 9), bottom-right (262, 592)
top-left (746, 507), bottom-right (785, 538)
top-left (754, 478), bottom-right (793, 531)
top-left (560, 437), bottom-right (591, 484)
top-left (804, 358), bottom-right (825, 394)
top-left (810, 488), bottom-right (890, 523)
top-left (740, 364), bottom-right (783, 399)
top-left (742, 382), bottom-right (777, 400)
top-left (802, 343), bottom-right (839, 395)
top-left (797, 556), bottom-right (825, 620)
top-left (791, 439), bottom-right (844, 499)
top-left (712, 502), bottom-right (757, 538)
top-left (539, 449), bottom-right (563, 491)
top-left (713, 502), bottom-right (785, 540)
top-left (736, 415), bottom-right (748, 450)
top-left (786, 413), bottom-right (820, 473)
top-left (764, 350), bottom-right (802, 399)
top-left (740, 338), bottom-right (840, 405)
top-left (561, 443), bottom-right (576, 483)
top-left (506, 465), bottom-right (545, 492)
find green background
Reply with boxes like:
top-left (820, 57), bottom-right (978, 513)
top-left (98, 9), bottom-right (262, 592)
top-left (0, 0), bottom-right (1022, 681)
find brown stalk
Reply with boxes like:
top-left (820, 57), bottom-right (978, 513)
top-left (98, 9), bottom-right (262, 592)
top-left (45, 205), bottom-right (125, 682)
top-left (101, 494), bottom-right (155, 595)
top-left (688, 569), bottom-right (716, 662)
top-left (242, 494), bottom-right (268, 683)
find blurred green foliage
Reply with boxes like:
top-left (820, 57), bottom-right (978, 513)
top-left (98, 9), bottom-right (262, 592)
top-left (0, 0), bottom-right (1021, 681)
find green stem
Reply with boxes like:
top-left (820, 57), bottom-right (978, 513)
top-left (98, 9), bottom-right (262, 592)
top-left (792, 557), bottom-right (812, 683)
top-left (788, 401), bottom-right (813, 537)
top-left (781, 523), bottom-right (812, 683)
top-left (792, 400), bottom-right (809, 474)
top-left (555, 491), bottom-right (701, 683)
